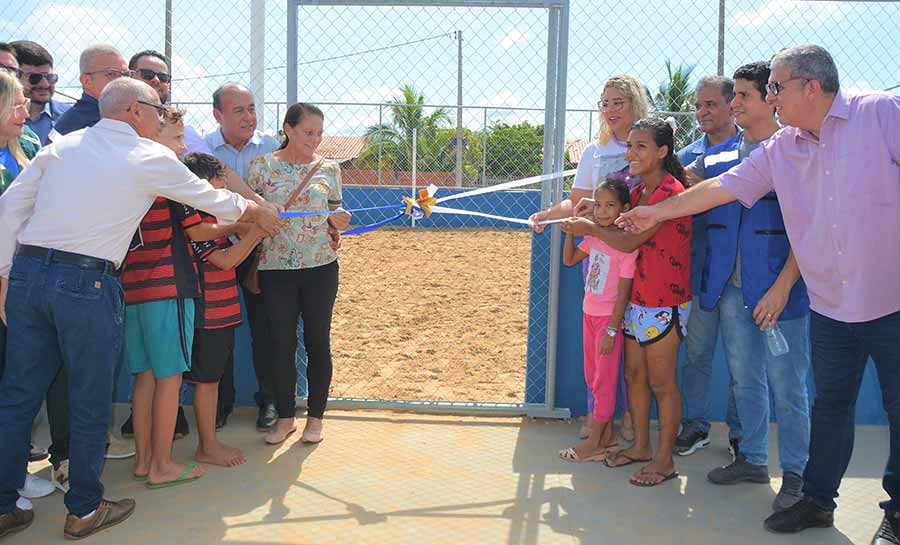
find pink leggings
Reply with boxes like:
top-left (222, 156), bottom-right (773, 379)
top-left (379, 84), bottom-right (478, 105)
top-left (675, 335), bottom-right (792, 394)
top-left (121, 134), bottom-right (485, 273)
top-left (583, 313), bottom-right (624, 422)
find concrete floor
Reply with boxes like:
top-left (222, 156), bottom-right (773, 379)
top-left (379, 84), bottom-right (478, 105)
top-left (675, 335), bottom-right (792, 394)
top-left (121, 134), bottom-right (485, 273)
top-left (15, 407), bottom-right (889, 545)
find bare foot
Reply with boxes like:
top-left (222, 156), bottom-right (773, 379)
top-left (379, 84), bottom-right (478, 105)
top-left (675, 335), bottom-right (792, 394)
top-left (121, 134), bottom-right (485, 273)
top-left (133, 457), bottom-right (151, 479)
top-left (147, 461), bottom-right (205, 486)
top-left (265, 418), bottom-right (296, 445)
top-left (196, 441), bottom-right (247, 468)
top-left (301, 417), bottom-right (324, 443)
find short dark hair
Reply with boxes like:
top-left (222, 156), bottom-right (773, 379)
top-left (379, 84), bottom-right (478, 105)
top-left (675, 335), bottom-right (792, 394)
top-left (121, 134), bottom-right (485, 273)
top-left (0, 43), bottom-right (16, 60)
top-left (9, 40), bottom-right (52, 67)
top-left (697, 75), bottom-right (735, 103)
top-left (733, 61), bottom-right (771, 100)
top-left (279, 103), bottom-right (324, 150)
top-left (595, 176), bottom-right (631, 207)
top-left (129, 49), bottom-right (169, 71)
top-left (183, 152), bottom-right (226, 181)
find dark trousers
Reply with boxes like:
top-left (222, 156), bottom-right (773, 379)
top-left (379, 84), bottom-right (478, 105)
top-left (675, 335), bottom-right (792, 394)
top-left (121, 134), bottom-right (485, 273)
top-left (0, 255), bottom-right (124, 517)
top-left (260, 261), bottom-right (338, 419)
top-left (803, 309), bottom-right (900, 512)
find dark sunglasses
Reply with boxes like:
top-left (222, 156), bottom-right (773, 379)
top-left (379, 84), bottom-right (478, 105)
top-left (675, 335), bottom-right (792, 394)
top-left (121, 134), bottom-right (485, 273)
top-left (136, 68), bottom-right (171, 83)
top-left (23, 72), bottom-right (59, 85)
top-left (0, 64), bottom-right (23, 79)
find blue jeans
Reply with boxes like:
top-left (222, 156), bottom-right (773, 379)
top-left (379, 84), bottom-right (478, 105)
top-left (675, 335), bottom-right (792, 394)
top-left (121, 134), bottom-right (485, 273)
top-left (717, 285), bottom-right (810, 473)
top-left (804, 309), bottom-right (900, 512)
top-left (0, 255), bottom-right (124, 517)
top-left (682, 295), bottom-right (741, 438)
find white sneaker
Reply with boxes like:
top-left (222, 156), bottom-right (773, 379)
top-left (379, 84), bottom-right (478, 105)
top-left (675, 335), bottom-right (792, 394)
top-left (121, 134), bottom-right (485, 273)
top-left (17, 473), bottom-right (55, 499)
top-left (105, 435), bottom-right (135, 460)
top-left (52, 460), bottom-right (70, 493)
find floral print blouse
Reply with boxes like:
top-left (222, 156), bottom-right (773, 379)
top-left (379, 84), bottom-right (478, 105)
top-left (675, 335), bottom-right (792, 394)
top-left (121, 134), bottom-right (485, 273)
top-left (246, 154), bottom-right (343, 270)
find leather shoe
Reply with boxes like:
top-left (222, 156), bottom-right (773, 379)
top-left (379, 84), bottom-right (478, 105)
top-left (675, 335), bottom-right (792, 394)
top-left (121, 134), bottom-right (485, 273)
top-left (871, 512), bottom-right (900, 545)
top-left (64, 498), bottom-right (135, 540)
top-left (764, 498), bottom-right (833, 533)
top-left (257, 403), bottom-right (277, 431)
top-left (0, 507), bottom-right (34, 538)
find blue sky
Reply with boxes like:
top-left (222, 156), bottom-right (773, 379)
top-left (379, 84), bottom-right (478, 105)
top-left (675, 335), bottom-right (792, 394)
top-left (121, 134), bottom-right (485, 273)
top-left (3, 0), bottom-right (898, 139)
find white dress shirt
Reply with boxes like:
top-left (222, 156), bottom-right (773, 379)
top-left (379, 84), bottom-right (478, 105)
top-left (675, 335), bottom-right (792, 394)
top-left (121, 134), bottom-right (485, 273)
top-left (0, 119), bottom-right (249, 276)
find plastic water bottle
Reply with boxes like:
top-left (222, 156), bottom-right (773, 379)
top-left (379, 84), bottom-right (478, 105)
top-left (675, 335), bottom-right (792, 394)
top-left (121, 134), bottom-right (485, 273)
top-left (765, 325), bottom-right (790, 357)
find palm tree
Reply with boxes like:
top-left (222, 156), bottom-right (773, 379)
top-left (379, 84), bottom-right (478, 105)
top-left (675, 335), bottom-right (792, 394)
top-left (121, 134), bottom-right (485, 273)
top-left (359, 85), bottom-right (451, 173)
top-left (650, 60), bottom-right (701, 149)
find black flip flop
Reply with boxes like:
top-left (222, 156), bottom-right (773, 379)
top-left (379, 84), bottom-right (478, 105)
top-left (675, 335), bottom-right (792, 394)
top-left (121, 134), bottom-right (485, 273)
top-left (604, 452), bottom-right (653, 469)
top-left (630, 470), bottom-right (679, 487)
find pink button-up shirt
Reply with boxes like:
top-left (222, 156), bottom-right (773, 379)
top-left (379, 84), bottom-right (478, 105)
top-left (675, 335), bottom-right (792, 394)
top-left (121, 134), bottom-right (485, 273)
top-left (719, 90), bottom-right (900, 323)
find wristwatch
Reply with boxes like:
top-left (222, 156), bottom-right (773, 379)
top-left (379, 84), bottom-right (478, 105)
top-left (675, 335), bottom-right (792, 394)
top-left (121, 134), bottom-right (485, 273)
top-left (605, 327), bottom-right (618, 338)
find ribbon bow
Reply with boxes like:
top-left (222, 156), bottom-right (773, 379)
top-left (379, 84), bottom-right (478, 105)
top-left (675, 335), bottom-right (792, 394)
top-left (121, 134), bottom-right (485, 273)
top-left (402, 188), bottom-right (438, 218)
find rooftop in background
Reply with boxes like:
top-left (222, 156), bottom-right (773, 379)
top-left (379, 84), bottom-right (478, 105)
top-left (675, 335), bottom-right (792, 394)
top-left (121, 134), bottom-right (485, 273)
top-left (317, 135), bottom-right (368, 163)
top-left (565, 138), bottom-right (589, 165)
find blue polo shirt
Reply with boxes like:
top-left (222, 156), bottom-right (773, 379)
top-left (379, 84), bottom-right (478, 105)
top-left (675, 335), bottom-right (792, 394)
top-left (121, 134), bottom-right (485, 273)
top-left (51, 92), bottom-right (100, 138)
top-left (203, 128), bottom-right (280, 179)
top-left (25, 99), bottom-right (71, 146)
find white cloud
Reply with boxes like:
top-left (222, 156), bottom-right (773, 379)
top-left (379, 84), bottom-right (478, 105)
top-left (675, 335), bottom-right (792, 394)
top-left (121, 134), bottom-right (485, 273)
top-left (499, 29), bottom-right (527, 49)
top-left (729, 0), bottom-right (849, 29)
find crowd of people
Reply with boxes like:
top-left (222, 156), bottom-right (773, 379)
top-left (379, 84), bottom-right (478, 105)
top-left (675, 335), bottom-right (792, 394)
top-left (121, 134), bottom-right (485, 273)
top-left (0, 39), bottom-right (896, 545)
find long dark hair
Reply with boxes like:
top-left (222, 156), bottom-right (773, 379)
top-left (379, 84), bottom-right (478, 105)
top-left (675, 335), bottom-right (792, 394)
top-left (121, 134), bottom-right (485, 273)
top-left (279, 102), bottom-right (324, 150)
top-left (629, 117), bottom-right (685, 184)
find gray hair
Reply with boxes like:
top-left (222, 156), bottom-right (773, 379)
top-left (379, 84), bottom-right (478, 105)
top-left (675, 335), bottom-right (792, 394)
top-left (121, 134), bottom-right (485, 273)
top-left (79, 44), bottom-right (123, 74)
top-left (98, 78), bottom-right (156, 117)
top-left (212, 83), bottom-right (251, 111)
top-left (772, 45), bottom-right (839, 94)
top-left (696, 75), bottom-right (735, 103)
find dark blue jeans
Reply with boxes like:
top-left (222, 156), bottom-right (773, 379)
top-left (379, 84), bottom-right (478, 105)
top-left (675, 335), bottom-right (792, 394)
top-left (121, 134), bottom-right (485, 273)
top-left (0, 255), bottom-right (124, 517)
top-left (803, 309), bottom-right (900, 512)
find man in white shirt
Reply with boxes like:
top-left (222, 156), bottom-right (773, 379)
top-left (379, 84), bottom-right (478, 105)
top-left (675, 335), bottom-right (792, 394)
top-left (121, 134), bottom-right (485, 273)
top-left (0, 77), bottom-right (279, 540)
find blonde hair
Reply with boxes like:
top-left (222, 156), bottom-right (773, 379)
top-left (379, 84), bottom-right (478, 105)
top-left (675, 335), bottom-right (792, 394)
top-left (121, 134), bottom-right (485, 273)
top-left (0, 71), bottom-right (27, 169)
top-left (595, 75), bottom-right (649, 146)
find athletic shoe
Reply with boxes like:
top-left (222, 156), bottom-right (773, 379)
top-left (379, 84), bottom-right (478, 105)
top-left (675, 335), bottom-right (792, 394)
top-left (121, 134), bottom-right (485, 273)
top-left (764, 498), bottom-right (833, 533)
top-left (674, 426), bottom-right (709, 456)
top-left (17, 474), bottom-right (55, 499)
top-left (52, 460), bottom-right (70, 494)
top-left (773, 472), bottom-right (804, 512)
top-left (871, 511), bottom-right (900, 545)
top-left (729, 438), bottom-right (741, 462)
top-left (104, 435), bottom-right (135, 460)
top-left (708, 458), bottom-right (771, 485)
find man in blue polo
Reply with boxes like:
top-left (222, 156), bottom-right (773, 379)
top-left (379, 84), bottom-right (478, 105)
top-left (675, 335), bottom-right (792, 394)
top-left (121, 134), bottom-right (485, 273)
top-left (52, 45), bottom-right (129, 139)
top-left (9, 41), bottom-right (69, 146)
top-left (684, 61), bottom-right (811, 512)
top-left (675, 75), bottom-right (742, 458)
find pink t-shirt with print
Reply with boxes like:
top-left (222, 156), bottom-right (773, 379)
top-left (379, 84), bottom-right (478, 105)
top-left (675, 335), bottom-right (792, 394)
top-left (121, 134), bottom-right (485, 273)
top-left (577, 235), bottom-right (638, 317)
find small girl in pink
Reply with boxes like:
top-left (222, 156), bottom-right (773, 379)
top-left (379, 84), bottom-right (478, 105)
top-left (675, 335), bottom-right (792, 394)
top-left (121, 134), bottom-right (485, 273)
top-left (559, 178), bottom-right (637, 462)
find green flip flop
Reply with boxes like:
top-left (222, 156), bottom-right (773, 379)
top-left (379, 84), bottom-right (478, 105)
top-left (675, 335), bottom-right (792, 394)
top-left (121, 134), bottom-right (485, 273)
top-left (146, 463), bottom-right (201, 490)
top-left (132, 474), bottom-right (147, 482)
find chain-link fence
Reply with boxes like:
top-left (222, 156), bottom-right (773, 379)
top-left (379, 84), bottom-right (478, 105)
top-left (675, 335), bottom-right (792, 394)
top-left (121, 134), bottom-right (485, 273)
top-left (5, 0), bottom-right (900, 415)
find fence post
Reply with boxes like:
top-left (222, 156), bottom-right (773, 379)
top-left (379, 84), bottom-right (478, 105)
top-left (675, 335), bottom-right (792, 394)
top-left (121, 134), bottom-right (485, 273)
top-left (482, 107), bottom-right (488, 186)
top-left (411, 127), bottom-right (417, 228)
top-left (717, 0), bottom-right (726, 76)
top-left (250, 0), bottom-right (266, 130)
top-left (378, 103), bottom-right (383, 186)
top-left (455, 30), bottom-right (463, 188)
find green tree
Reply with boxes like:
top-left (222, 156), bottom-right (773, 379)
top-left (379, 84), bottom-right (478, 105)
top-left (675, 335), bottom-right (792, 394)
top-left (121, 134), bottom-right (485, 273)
top-left (650, 60), bottom-right (702, 150)
top-left (483, 122), bottom-right (544, 180)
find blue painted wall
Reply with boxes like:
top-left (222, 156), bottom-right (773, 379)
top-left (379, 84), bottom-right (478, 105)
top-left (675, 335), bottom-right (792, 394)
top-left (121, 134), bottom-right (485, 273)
top-left (116, 186), bottom-right (888, 425)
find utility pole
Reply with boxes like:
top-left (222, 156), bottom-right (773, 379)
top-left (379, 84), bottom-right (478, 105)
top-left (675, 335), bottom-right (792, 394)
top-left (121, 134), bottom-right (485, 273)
top-left (455, 30), bottom-right (463, 187)
top-left (717, 0), bottom-right (725, 76)
top-left (164, 0), bottom-right (173, 79)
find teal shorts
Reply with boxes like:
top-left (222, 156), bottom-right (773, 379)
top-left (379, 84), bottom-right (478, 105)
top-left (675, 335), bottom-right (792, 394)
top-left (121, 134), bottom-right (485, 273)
top-left (125, 298), bottom-right (194, 378)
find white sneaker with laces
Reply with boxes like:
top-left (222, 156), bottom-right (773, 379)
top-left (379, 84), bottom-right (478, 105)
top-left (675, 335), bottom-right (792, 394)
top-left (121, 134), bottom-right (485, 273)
top-left (105, 435), bottom-right (135, 460)
top-left (52, 460), bottom-right (70, 493)
top-left (17, 473), bottom-right (55, 499)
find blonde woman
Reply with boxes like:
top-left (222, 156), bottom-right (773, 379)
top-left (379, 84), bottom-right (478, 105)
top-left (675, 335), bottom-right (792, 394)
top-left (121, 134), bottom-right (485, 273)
top-left (529, 75), bottom-right (649, 449)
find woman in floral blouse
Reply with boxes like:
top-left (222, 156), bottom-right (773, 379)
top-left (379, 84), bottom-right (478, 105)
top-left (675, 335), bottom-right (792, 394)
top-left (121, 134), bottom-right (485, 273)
top-left (247, 103), bottom-right (350, 445)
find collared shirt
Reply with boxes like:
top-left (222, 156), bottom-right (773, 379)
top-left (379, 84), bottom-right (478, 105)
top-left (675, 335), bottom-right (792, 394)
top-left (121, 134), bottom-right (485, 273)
top-left (183, 125), bottom-right (212, 157)
top-left (720, 90), bottom-right (900, 323)
top-left (25, 99), bottom-right (71, 146)
top-left (204, 128), bottom-right (280, 179)
top-left (0, 119), bottom-right (249, 276)
top-left (50, 92), bottom-right (100, 140)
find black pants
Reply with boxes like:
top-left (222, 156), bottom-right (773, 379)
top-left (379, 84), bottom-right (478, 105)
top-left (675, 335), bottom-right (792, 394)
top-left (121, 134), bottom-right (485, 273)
top-left (260, 261), bottom-right (338, 419)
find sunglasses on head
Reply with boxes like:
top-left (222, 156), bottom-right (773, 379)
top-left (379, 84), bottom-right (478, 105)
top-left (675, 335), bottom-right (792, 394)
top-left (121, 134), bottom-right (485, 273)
top-left (23, 72), bottom-right (59, 85)
top-left (136, 68), bottom-right (171, 83)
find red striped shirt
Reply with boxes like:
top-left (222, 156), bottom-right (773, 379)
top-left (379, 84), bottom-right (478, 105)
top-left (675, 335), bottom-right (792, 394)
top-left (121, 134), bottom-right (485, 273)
top-left (123, 198), bottom-right (202, 305)
top-left (191, 213), bottom-right (243, 329)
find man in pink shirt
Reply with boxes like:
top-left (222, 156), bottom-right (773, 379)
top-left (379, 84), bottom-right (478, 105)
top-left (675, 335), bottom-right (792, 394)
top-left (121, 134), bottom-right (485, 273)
top-left (612, 44), bottom-right (900, 544)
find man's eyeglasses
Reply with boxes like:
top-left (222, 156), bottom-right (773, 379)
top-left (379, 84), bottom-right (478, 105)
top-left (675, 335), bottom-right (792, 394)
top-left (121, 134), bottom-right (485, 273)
top-left (23, 72), bottom-right (59, 86)
top-left (135, 68), bottom-right (171, 84)
top-left (0, 64), bottom-right (23, 79)
top-left (767, 77), bottom-right (809, 97)
top-left (83, 68), bottom-right (135, 80)
top-left (598, 99), bottom-right (629, 111)
top-left (135, 99), bottom-right (168, 120)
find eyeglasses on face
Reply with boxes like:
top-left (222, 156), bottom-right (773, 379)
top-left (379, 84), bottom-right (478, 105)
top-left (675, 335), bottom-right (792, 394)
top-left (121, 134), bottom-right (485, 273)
top-left (766, 76), bottom-right (809, 97)
top-left (135, 68), bottom-right (171, 84)
top-left (135, 99), bottom-right (168, 120)
top-left (84, 68), bottom-right (135, 80)
top-left (23, 72), bottom-right (59, 86)
top-left (0, 64), bottom-right (23, 79)
top-left (598, 99), bottom-right (629, 111)
top-left (10, 98), bottom-right (31, 116)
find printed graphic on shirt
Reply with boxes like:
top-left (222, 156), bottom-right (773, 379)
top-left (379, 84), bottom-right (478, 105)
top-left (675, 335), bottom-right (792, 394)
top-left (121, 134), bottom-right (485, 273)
top-left (585, 250), bottom-right (611, 295)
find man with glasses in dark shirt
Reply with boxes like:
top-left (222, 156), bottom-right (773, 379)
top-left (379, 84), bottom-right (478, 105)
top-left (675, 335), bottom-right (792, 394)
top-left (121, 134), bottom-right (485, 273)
top-left (52, 44), bottom-right (131, 138)
top-left (9, 41), bottom-right (70, 146)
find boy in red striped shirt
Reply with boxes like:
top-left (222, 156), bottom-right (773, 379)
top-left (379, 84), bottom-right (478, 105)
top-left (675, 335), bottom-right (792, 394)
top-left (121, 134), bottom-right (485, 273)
top-left (182, 153), bottom-right (264, 467)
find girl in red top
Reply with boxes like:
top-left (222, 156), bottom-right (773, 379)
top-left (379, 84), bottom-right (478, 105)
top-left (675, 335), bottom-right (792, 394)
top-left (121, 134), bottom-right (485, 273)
top-left (563, 118), bottom-right (691, 487)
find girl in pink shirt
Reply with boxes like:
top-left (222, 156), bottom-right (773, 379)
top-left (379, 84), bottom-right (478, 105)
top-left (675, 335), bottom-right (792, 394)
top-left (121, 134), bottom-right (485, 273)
top-left (559, 178), bottom-right (637, 462)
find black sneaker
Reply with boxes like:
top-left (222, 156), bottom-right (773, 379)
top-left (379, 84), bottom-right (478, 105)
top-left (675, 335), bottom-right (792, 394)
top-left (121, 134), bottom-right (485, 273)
top-left (174, 406), bottom-right (190, 439)
top-left (120, 413), bottom-right (134, 439)
top-left (708, 458), bottom-right (770, 484)
top-left (729, 438), bottom-right (741, 462)
top-left (674, 426), bottom-right (709, 456)
top-left (872, 511), bottom-right (900, 545)
top-left (764, 498), bottom-right (834, 533)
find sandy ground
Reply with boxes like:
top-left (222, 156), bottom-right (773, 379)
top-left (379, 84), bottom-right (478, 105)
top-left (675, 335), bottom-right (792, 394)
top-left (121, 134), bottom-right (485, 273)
top-left (330, 228), bottom-right (531, 403)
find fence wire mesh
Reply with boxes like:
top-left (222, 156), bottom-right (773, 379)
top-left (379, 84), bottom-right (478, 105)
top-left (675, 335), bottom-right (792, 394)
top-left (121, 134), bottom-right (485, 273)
top-left (4, 0), bottom-right (899, 412)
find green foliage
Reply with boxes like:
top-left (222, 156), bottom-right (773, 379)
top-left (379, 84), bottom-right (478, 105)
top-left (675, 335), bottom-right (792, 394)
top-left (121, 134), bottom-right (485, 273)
top-left (483, 122), bottom-right (544, 179)
top-left (650, 60), bottom-right (703, 150)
